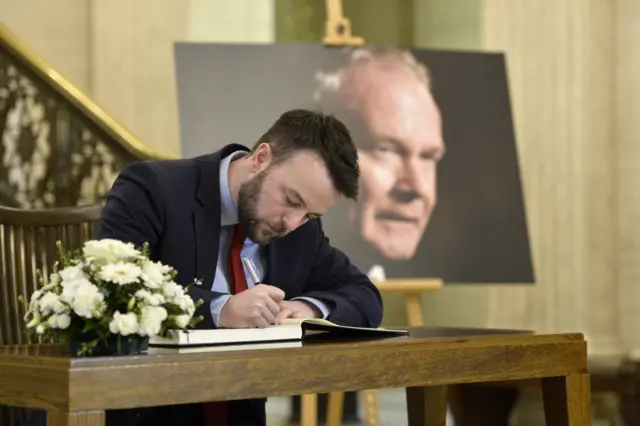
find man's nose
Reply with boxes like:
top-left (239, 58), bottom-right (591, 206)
top-left (396, 157), bottom-right (426, 195)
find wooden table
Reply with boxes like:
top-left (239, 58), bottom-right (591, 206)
top-left (0, 327), bottom-right (591, 426)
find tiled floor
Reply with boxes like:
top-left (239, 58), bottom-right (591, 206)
top-left (265, 389), bottom-right (455, 426)
top-left (265, 389), bottom-right (613, 426)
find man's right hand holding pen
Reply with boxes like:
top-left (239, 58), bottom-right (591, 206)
top-left (218, 284), bottom-right (324, 328)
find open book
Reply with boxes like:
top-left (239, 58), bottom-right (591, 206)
top-left (149, 318), bottom-right (407, 347)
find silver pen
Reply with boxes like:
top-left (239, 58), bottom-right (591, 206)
top-left (242, 257), bottom-right (261, 285)
top-left (242, 257), bottom-right (280, 325)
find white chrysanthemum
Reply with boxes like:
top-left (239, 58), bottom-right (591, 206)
top-left (141, 260), bottom-right (170, 289)
top-left (174, 314), bottom-right (190, 328)
top-left (137, 306), bottom-right (168, 336)
top-left (83, 239), bottom-right (140, 264)
top-left (47, 313), bottom-right (71, 329)
top-left (99, 262), bottom-right (142, 285)
top-left (38, 291), bottom-right (66, 315)
top-left (135, 289), bottom-right (165, 306)
top-left (109, 311), bottom-right (139, 336)
top-left (70, 281), bottom-right (105, 318)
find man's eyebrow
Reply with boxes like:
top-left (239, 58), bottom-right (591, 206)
top-left (376, 135), bottom-right (446, 159)
top-left (288, 187), bottom-right (322, 217)
top-left (289, 188), bottom-right (305, 207)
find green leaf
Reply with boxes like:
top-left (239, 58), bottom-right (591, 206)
top-left (127, 296), bottom-right (136, 311)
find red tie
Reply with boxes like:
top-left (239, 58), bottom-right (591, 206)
top-left (203, 225), bottom-right (248, 426)
top-left (228, 224), bottom-right (249, 294)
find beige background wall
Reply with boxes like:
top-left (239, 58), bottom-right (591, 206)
top-left (415, 0), bottom-right (628, 364)
top-left (617, 0), bottom-right (640, 359)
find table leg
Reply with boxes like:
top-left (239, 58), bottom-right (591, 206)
top-left (541, 374), bottom-right (591, 425)
top-left (406, 385), bottom-right (447, 426)
top-left (46, 410), bottom-right (105, 426)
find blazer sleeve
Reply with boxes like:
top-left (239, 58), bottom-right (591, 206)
top-left (300, 219), bottom-right (383, 328)
top-left (97, 161), bottom-right (225, 328)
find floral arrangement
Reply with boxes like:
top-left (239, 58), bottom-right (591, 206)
top-left (21, 238), bottom-right (203, 356)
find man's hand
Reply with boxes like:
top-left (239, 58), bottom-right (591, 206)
top-left (275, 300), bottom-right (322, 324)
top-left (218, 284), bottom-right (285, 328)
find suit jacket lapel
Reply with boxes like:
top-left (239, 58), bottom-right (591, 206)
top-left (194, 206), bottom-right (220, 290)
top-left (192, 143), bottom-right (250, 290)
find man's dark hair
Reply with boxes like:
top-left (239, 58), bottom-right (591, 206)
top-left (252, 109), bottom-right (359, 200)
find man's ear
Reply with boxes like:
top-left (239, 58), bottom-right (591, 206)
top-left (250, 143), bottom-right (272, 172)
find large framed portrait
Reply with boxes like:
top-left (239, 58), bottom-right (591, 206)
top-left (174, 42), bottom-right (534, 284)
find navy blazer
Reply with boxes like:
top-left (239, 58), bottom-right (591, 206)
top-left (98, 143), bottom-right (382, 329)
top-left (27, 144), bottom-right (381, 426)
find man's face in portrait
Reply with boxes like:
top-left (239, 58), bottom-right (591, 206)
top-left (338, 58), bottom-right (445, 260)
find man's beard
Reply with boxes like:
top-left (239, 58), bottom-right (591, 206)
top-left (237, 170), bottom-right (281, 245)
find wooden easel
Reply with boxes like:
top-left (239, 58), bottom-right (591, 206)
top-left (297, 3), bottom-right (444, 426)
top-left (322, 279), bottom-right (443, 426)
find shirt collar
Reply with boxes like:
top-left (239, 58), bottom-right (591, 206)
top-left (219, 150), bottom-right (247, 226)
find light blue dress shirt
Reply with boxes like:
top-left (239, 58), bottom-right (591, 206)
top-left (209, 150), bottom-right (330, 325)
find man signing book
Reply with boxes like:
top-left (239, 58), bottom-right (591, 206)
top-left (80, 109), bottom-right (380, 426)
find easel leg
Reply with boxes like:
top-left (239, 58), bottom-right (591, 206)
top-left (541, 374), bottom-right (591, 425)
top-left (363, 389), bottom-right (380, 426)
top-left (407, 386), bottom-right (448, 426)
top-left (325, 291), bottom-right (429, 425)
top-left (405, 293), bottom-right (424, 326)
top-left (326, 391), bottom-right (344, 426)
top-left (301, 394), bottom-right (318, 426)
top-left (47, 410), bottom-right (105, 426)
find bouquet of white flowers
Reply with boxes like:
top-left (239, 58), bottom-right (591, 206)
top-left (21, 238), bottom-right (203, 356)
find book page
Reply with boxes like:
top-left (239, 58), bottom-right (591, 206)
top-left (279, 318), bottom-right (336, 326)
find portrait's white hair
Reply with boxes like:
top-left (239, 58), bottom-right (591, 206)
top-left (312, 45), bottom-right (432, 104)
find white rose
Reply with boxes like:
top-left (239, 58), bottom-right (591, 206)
top-left (99, 261), bottom-right (143, 285)
top-left (59, 277), bottom-right (93, 304)
top-left (137, 306), bottom-right (168, 336)
top-left (141, 260), bottom-right (170, 289)
top-left (83, 239), bottom-right (140, 264)
top-left (161, 281), bottom-right (185, 300)
top-left (135, 289), bottom-right (165, 306)
top-left (38, 291), bottom-right (66, 315)
top-left (174, 314), bottom-right (191, 328)
top-left (71, 282), bottom-right (105, 319)
top-left (59, 265), bottom-right (85, 283)
top-left (108, 311), bottom-right (139, 336)
top-left (47, 313), bottom-right (71, 329)
top-left (174, 295), bottom-right (195, 315)
top-left (35, 324), bottom-right (46, 334)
